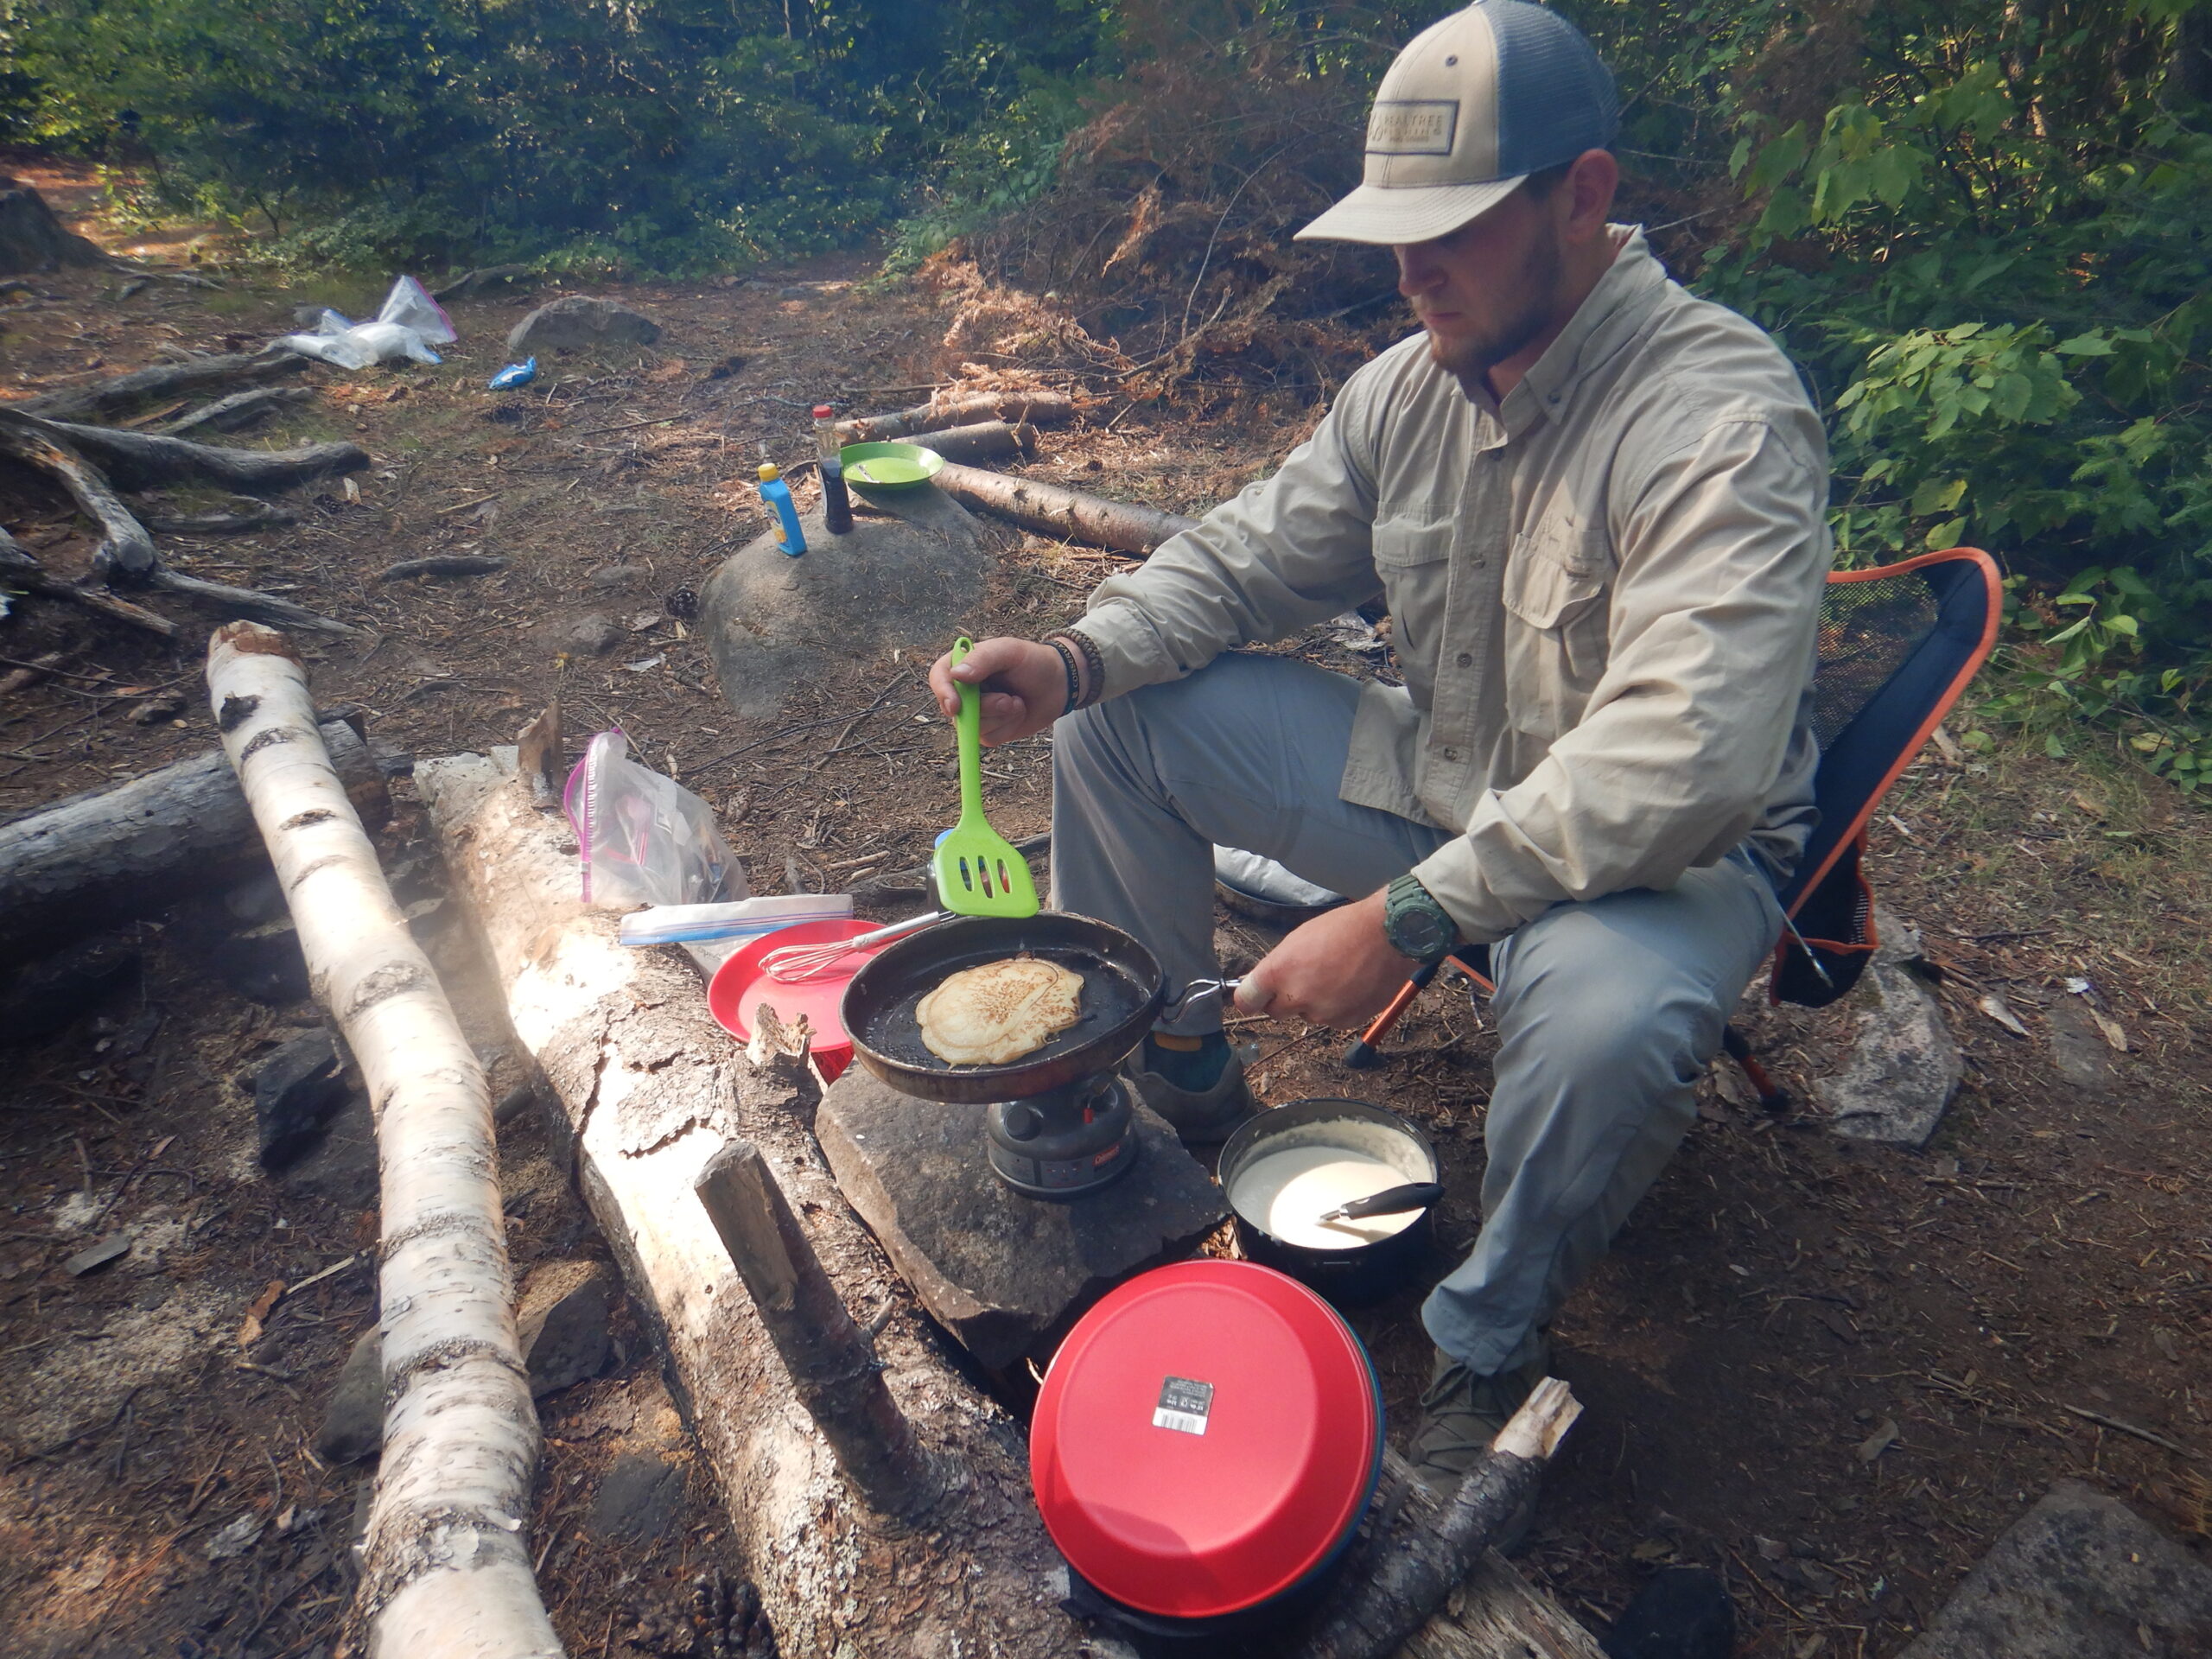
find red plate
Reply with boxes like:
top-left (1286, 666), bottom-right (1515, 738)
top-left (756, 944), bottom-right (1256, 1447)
top-left (1030, 1259), bottom-right (1382, 1620)
top-left (706, 919), bottom-right (887, 1081)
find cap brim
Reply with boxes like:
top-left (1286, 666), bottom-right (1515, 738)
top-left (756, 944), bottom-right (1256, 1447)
top-left (1295, 176), bottom-right (1526, 245)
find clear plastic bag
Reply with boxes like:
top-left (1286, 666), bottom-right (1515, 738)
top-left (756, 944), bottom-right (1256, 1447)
top-left (563, 729), bottom-right (743, 909)
top-left (276, 275), bottom-right (457, 369)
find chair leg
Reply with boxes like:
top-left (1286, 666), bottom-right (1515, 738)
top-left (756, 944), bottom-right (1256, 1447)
top-left (1720, 1023), bottom-right (1792, 1113)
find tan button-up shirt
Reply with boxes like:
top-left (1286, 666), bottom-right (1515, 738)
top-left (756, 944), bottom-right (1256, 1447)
top-left (1073, 227), bottom-right (1831, 944)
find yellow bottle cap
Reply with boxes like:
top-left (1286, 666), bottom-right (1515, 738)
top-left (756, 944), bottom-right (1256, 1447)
top-left (758, 461), bottom-right (779, 481)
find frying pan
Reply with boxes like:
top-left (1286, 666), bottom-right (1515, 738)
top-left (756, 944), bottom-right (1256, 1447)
top-left (841, 912), bottom-right (1165, 1103)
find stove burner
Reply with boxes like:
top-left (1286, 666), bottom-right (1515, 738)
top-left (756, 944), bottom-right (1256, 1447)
top-left (985, 1073), bottom-right (1139, 1198)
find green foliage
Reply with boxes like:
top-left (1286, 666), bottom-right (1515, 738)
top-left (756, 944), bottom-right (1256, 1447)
top-left (1, 0), bottom-right (1111, 273)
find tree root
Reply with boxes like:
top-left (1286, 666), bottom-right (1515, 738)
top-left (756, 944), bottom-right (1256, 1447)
top-left (48, 417), bottom-right (368, 496)
top-left (0, 532), bottom-right (181, 639)
top-left (147, 569), bottom-right (355, 635)
top-left (155, 385), bottom-right (315, 438)
top-left (0, 409), bottom-right (158, 581)
top-left (22, 346), bottom-right (308, 424)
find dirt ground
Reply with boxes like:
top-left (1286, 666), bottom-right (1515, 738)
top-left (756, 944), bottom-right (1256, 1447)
top-left (3, 166), bottom-right (2209, 1659)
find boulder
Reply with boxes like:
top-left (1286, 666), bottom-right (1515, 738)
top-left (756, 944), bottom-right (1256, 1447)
top-left (506, 296), bottom-right (661, 355)
top-left (0, 179), bottom-right (104, 275)
top-left (516, 1259), bottom-right (616, 1397)
top-left (1817, 909), bottom-right (1962, 1147)
top-left (1899, 1480), bottom-right (2212, 1658)
top-left (697, 484), bottom-right (990, 721)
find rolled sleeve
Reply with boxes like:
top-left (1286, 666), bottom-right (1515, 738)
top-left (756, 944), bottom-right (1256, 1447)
top-left (1412, 417), bottom-right (1830, 942)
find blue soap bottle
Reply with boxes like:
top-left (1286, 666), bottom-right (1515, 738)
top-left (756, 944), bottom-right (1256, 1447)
top-left (757, 461), bottom-right (807, 556)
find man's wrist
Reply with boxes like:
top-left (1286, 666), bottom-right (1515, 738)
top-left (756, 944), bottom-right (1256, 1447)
top-left (1382, 874), bottom-right (1458, 964)
top-left (1044, 628), bottom-right (1105, 710)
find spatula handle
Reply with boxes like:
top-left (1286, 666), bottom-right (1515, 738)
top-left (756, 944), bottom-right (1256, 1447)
top-left (949, 636), bottom-right (984, 826)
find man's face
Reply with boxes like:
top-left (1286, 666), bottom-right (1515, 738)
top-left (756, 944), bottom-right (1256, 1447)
top-left (1394, 186), bottom-right (1566, 386)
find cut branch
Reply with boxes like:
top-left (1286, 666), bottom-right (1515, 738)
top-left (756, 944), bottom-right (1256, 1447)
top-left (836, 390), bottom-right (1072, 442)
top-left (908, 419), bottom-right (1036, 466)
top-left (22, 346), bottom-right (308, 424)
top-left (931, 461), bottom-right (1193, 556)
top-left (0, 714), bottom-right (384, 966)
top-left (206, 626), bottom-right (557, 1659)
top-left (0, 408), bottom-right (157, 580)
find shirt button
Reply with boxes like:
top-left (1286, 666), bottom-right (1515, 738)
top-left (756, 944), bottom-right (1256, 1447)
top-left (1441, 747), bottom-right (1460, 762)
top-left (1455, 652), bottom-right (1472, 668)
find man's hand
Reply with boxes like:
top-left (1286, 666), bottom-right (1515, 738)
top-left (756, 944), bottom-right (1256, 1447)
top-left (927, 637), bottom-right (1068, 747)
top-left (1235, 890), bottom-right (1422, 1029)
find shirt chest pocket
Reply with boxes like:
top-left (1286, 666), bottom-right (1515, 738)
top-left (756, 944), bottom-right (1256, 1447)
top-left (1501, 518), bottom-right (1612, 739)
top-left (1370, 512), bottom-right (1455, 680)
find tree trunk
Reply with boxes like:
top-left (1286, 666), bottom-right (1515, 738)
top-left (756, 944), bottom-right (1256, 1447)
top-left (207, 627), bottom-right (559, 1659)
top-left (0, 715), bottom-right (385, 966)
top-left (417, 751), bottom-right (1085, 1659)
top-left (908, 419), bottom-right (1036, 465)
top-left (931, 461), bottom-right (1192, 555)
top-left (22, 346), bottom-right (308, 423)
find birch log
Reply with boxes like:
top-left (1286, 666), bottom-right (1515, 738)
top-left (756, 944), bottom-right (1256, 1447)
top-left (417, 751), bottom-right (1084, 1659)
top-left (930, 461), bottom-right (1193, 555)
top-left (206, 626), bottom-right (559, 1659)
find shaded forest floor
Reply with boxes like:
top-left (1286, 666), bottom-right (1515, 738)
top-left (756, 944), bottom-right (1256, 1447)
top-left (1, 181), bottom-right (2208, 1659)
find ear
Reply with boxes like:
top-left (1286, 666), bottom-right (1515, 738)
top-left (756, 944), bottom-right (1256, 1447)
top-left (1560, 149), bottom-right (1619, 241)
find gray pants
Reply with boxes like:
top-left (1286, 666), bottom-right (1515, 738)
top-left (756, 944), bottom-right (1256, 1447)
top-left (1052, 654), bottom-right (1786, 1375)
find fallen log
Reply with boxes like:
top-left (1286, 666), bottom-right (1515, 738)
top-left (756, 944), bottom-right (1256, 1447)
top-left (0, 537), bottom-right (179, 639)
top-left (836, 391), bottom-right (1072, 442)
top-left (909, 419), bottom-right (1037, 466)
top-left (207, 626), bottom-right (558, 1659)
top-left (931, 460), bottom-right (1193, 556)
top-left (377, 555), bottom-right (508, 582)
top-left (0, 714), bottom-right (385, 965)
top-left (0, 408), bottom-right (158, 579)
top-left (22, 346), bottom-right (308, 424)
top-left (418, 750), bottom-right (1085, 1658)
top-left (48, 416), bottom-right (369, 496)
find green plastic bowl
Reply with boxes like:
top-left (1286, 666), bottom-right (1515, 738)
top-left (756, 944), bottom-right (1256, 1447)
top-left (841, 441), bottom-right (945, 492)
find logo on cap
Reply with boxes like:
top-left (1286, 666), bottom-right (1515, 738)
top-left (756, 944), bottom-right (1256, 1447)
top-left (1368, 99), bottom-right (1459, 156)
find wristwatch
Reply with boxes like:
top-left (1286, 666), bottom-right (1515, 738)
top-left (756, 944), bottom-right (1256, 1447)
top-left (1382, 874), bottom-right (1457, 965)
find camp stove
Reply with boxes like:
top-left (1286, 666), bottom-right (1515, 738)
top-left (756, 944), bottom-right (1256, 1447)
top-left (841, 912), bottom-right (1222, 1199)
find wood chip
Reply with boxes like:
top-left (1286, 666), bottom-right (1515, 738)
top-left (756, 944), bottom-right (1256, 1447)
top-left (237, 1276), bottom-right (286, 1346)
top-left (2088, 1008), bottom-right (2129, 1052)
top-left (1976, 992), bottom-right (2031, 1038)
top-left (1854, 1417), bottom-right (1898, 1462)
top-left (64, 1234), bottom-right (129, 1276)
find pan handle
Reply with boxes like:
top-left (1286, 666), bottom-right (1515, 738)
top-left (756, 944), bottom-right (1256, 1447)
top-left (1159, 976), bottom-right (1245, 1023)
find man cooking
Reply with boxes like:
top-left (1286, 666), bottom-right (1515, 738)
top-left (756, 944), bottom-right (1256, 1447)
top-left (930, 0), bottom-right (1830, 1508)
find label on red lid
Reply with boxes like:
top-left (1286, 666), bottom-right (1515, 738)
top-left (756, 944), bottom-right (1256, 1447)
top-left (1152, 1376), bottom-right (1213, 1435)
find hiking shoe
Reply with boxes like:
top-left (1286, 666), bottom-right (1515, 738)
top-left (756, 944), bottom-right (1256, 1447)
top-left (1124, 1035), bottom-right (1258, 1144)
top-left (1406, 1340), bottom-right (1552, 1549)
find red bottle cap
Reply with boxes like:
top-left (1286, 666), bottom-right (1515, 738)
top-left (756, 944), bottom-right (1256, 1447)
top-left (1030, 1260), bottom-right (1380, 1619)
top-left (812, 404), bottom-right (833, 419)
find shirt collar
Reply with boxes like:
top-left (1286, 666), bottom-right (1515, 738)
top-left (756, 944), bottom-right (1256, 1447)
top-left (1469, 226), bottom-right (1668, 439)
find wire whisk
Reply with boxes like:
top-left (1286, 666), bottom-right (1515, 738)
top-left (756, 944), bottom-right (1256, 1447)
top-left (760, 912), bottom-right (944, 982)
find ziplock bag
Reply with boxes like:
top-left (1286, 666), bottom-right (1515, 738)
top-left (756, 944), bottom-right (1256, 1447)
top-left (563, 729), bottom-right (742, 909)
top-left (276, 276), bottom-right (458, 369)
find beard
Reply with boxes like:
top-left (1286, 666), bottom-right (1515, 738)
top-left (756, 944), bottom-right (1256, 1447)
top-left (1424, 219), bottom-right (1565, 390)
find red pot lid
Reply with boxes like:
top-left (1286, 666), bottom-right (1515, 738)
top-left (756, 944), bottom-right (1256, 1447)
top-left (1030, 1259), bottom-right (1380, 1620)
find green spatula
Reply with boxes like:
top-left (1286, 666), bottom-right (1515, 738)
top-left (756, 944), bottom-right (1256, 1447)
top-left (933, 637), bottom-right (1042, 918)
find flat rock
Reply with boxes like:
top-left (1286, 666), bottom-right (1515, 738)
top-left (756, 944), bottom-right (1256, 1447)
top-left (506, 295), bottom-right (661, 355)
top-left (253, 1028), bottom-right (350, 1170)
top-left (276, 1090), bottom-right (379, 1210)
top-left (697, 486), bottom-right (989, 721)
top-left (517, 1259), bottom-right (616, 1397)
top-left (815, 1065), bottom-right (1228, 1370)
top-left (531, 611), bottom-right (626, 658)
top-left (1899, 1479), bottom-right (2212, 1659)
top-left (2045, 997), bottom-right (2115, 1094)
top-left (315, 1325), bottom-right (383, 1465)
top-left (586, 1450), bottom-right (684, 1544)
top-left (1817, 956), bottom-right (1962, 1147)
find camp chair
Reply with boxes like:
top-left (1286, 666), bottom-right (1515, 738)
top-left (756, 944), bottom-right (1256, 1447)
top-left (1344, 547), bottom-right (2005, 1105)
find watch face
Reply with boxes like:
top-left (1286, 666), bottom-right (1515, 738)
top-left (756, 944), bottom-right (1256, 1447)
top-left (1392, 906), bottom-right (1452, 960)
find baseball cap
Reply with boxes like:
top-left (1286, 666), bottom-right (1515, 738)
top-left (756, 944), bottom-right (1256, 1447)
top-left (1297, 1), bottom-right (1618, 246)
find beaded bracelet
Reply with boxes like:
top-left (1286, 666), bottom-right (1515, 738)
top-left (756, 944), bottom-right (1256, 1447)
top-left (1049, 628), bottom-right (1108, 710)
top-left (1045, 637), bottom-right (1082, 716)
